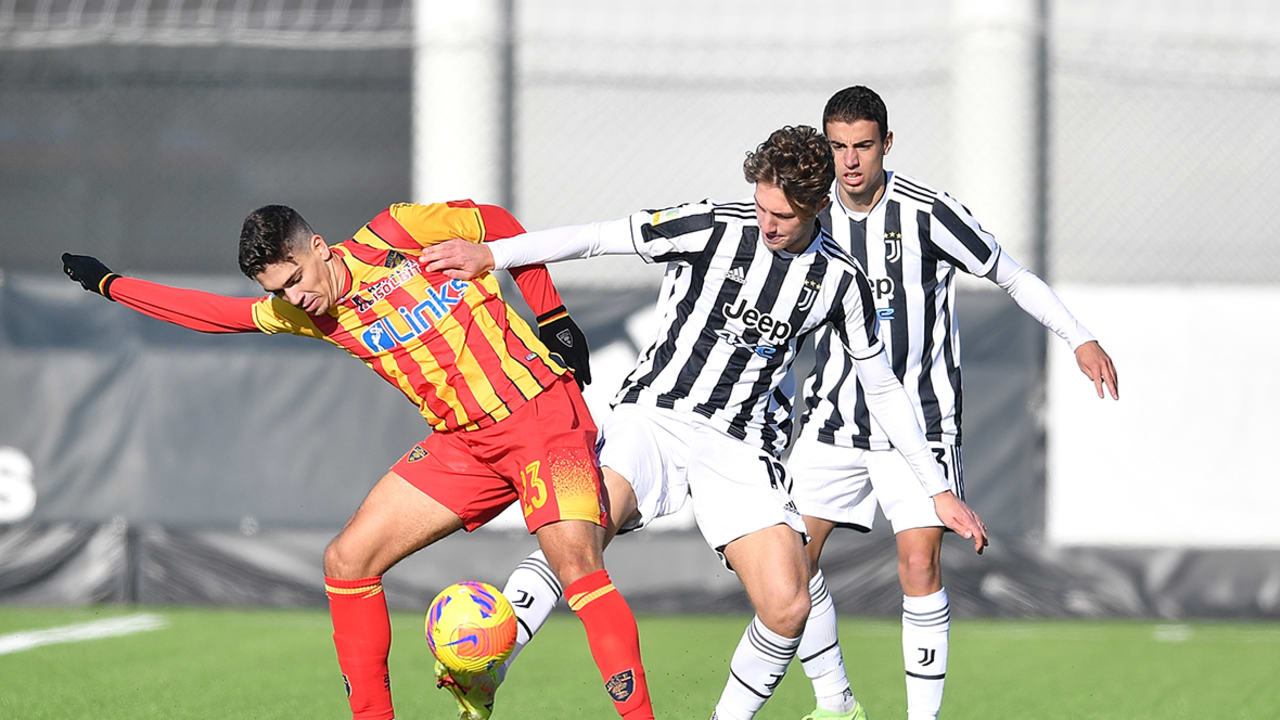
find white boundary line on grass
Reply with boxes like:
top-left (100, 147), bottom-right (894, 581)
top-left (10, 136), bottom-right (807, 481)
top-left (0, 613), bottom-right (168, 655)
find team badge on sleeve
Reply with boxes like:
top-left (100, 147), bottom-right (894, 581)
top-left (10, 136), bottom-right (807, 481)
top-left (406, 445), bottom-right (429, 463)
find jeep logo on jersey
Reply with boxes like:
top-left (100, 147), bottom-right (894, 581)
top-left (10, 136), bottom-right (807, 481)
top-left (714, 329), bottom-right (778, 359)
top-left (722, 298), bottom-right (792, 343)
top-left (359, 279), bottom-right (471, 353)
top-left (871, 277), bottom-right (896, 302)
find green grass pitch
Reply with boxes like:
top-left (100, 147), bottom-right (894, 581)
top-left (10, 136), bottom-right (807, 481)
top-left (1, 606), bottom-right (1276, 719)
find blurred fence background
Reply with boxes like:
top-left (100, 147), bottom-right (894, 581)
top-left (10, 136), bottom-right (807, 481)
top-left (2, 0), bottom-right (1279, 617)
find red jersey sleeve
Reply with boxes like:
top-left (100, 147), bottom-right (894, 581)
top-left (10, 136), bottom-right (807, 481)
top-left (109, 276), bottom-right (261, 333)
top-left (477, 204), bottom-right (567, 323)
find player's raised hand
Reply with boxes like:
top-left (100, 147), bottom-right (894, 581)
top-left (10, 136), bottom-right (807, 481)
top-left (1075, 340), bottom-right (1118, 400)
top-left (61, 253), bottom-right (120, 300)
top-left (932, 491), bottom-right (988, 554)
top-left (422, 238), bottom-right (495, 280)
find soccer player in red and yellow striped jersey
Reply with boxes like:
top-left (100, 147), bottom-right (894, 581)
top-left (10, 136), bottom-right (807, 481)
top-left (61, 201), bottom-right (654, 720)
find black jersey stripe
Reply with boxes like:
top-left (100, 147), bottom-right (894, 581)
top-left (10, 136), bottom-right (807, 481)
top-left (641, 211), bottom-right (715, 240)
top-left (884, 200), bottom-right (909, 380)
top-left (916, 208), bottom-right (944, 439)
top-left (893, 185), bottom-right (935, 206)
top-left (941, 290), bottom-right (962, 444)
top-left (932, 197), bottom-right (994, 265)
top-left (895, 175), bottom-right (937, 198)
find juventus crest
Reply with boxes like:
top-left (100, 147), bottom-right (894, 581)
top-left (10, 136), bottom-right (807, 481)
top-left (885, 230), bottom-right (903, 264)
top-left (797, 279), bottom-right (821, 312)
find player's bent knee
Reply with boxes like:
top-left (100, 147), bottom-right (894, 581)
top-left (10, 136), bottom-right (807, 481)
top-left (323, 534), bottom-right (377, 579)
top-left (756, 588), bottom-right (811, 638)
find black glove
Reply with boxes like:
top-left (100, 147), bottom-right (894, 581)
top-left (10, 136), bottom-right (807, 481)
top-left (62, 253), bottom-right (120, 300)
top-left (537, 306), bottom-right (592, 389)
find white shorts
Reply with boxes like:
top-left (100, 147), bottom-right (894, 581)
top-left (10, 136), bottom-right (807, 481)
top-left (787, 427), bottom-right (964, 534)
top-left (599, 403), bottom-right (807, 559)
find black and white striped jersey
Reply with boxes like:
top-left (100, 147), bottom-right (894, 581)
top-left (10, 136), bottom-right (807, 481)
top-left (800, 171), bottom-right (1001, 450)
top-left (614, 199), bottom-right (883, 457)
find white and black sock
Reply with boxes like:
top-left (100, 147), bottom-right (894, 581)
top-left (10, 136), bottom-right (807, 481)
top-left (497, 549), bottom-right (562, 682)
top-left (798, 571), bottom-right (857, 713)
top-left (712, 617), bottom-right (801, 720)
top-left (902, 588), bottom-right (950, 720)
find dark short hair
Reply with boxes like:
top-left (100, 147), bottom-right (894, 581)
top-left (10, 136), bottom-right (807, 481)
top-left (822, 85), bottom-right (889, 142)
top-left (742, 125), bottom-right (834, 217)
top-left (238, 205), bottom-right (315, 278)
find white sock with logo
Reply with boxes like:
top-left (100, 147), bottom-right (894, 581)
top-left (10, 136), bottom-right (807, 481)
top-left (712, 617), bottom-right (801, 720)
top-left (497, 550), bottom-right (561, 682)
top-left (798, 571), bottom-right (857, 713)
top-left (902, 588), bottom-right (949, 720)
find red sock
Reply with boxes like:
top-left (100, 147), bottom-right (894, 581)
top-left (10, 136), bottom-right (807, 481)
top-left (564, 570), bottom-right (654, 720)
top-left (326, 576), bottom-right (395, 720)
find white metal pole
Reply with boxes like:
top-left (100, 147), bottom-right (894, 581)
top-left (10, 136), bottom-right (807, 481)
top-left (950, 0), bottom-right (1042, 273)
top-left (412, 0), bottom-right (505, 204)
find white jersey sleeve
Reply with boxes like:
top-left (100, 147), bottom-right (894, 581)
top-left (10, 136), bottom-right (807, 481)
top-left (829, 265), bottom-right (885, 361)
top-left (488, 218), bottom-right (635, 270)
top-left (626, 201), bottom-right (720, 264)
top-left (990, 250), bottom-right (1096, 350)
top-left (925, 191), bottom-right (1001, 276)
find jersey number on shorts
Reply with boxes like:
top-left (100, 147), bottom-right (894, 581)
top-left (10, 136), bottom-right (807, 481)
top-left (931, 448), bottom-right (950, 480)
top-left (759, 456), bottom-right (792, 493)
top-left (520, 460), bottom-right (547, 517)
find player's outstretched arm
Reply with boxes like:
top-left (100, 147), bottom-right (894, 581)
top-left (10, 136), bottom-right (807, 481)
top-left (477, 206), bottom-right (593, 388)
top-left (61, 252), bottom-right (260, 333)
top-left (987, 251), bottom-right (1118, 400)
top-left (423, 219), bottom-right (637, 280)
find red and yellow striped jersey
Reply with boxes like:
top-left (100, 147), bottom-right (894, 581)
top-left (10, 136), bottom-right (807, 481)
top-left (110, 201), bottom-right (568, 432)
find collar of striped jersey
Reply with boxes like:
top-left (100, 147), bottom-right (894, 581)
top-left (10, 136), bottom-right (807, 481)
top-left (773, 220), bottom-right (825, 260)
top-left (833, 169), bottom-right (895, 220)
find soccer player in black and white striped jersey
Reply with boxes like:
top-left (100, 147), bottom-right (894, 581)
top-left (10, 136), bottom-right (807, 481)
top-left (787, 86), bottom-right (1119, 720)
top-left (424, 125), bottom-right (988, 720)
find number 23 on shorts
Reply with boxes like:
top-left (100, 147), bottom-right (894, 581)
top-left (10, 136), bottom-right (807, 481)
top-left (519, 460), bottom-right (547, 517)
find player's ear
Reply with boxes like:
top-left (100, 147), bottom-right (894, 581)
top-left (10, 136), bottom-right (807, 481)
top-left (883, 130), bottom-right (894, 155)
top-left (311, 234), bottom-right (331, 259)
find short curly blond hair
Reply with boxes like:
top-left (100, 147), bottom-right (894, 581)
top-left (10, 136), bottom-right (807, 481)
top-left (742, 125), bottom-right (834, 217)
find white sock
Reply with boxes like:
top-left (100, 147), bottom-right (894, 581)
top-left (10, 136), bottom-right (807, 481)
top-left (713, 617), bottom-right (801, 720)
top-left (798, 571), bottom-right (856, 713)
top-left (902, 588), bottom-right (949, 720)
top-left (497, 549), bottom-right (561, 682)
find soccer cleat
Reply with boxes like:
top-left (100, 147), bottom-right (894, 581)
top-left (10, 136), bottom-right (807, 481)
top-left (434, 661), bottom-right (500, 720)
top-left (801, 700), bottom-right (868, 720)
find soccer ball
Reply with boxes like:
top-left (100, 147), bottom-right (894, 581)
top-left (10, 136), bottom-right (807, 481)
top-left (425, 581), bottom-right (518, 674)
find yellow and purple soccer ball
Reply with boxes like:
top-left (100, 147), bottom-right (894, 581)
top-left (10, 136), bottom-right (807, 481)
top-left (425, 581), bottom-right (518, 674)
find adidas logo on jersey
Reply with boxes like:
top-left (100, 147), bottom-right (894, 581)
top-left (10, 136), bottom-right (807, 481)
top-left (725, 267), bottom-right (747, 284)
